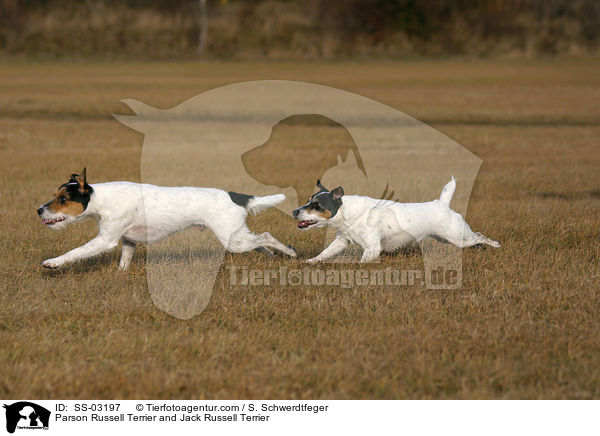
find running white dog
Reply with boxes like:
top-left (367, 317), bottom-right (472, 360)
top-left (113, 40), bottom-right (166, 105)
top-left (293, 178), bottom-right (500, 263)
top-left (37, 169), bottom-right (296, 270)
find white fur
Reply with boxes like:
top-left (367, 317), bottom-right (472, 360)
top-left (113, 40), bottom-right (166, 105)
top-left (39, 182), bottom-right (295, 270)
top-left (296, 177), bottom-right (500, 263)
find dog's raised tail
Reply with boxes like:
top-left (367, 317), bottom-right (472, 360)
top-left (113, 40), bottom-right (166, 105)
top-left (439, 176), bottom-right (456, 207)
top-left (229, 191), bottom-right (285, 215)
top-left (247, 193), bottom-right (285, 214)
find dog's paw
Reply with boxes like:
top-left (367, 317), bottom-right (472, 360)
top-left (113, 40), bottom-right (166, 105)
top-left (286, 245), bottom-right (298, 258)
top-left (305, 257), bottom-right (320, 264)
top-left (42, 258), bottom-right (62, 269)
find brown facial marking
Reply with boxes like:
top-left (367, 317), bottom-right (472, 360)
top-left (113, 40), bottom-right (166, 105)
top-left (47, 187), bottom-right (84, 216)
top-left (313, 208), bottom-right (331, 219)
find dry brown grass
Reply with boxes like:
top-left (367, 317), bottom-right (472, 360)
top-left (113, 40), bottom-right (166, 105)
top-left (1, 59), bottom-right (599, 399)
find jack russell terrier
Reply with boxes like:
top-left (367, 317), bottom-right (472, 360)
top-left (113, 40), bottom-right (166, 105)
top-left (293, 178), bottom-right (500, 263)
top-left (37, 169), bottom-right (296, 270)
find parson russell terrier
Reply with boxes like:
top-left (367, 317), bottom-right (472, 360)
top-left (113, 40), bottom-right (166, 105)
top-left (37, 169), bottom-right (296, 270)
top-left (293, 179), bottom-right (500, 263)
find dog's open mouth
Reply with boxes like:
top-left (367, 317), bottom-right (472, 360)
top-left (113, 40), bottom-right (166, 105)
top-left (297, 220), bottom-right (318, 229)
top-left (42, 217), bottom-right (66, 225)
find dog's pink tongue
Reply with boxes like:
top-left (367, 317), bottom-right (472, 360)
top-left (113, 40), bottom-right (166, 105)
top-left (298, 221), bottom-right (310, 229)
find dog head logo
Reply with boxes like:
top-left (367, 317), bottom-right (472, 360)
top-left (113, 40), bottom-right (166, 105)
top-left (3, 402), bottom-right (50, 433)
top-left (241, 114), bottom-right (366, 205)
top-left (114, 80), bottom-right (481, 319)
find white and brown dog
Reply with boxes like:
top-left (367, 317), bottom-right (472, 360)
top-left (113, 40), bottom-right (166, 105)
top-left (293, 178), bottom-right (500, 263)
top-left (37, 169), bottom-right (296, 270)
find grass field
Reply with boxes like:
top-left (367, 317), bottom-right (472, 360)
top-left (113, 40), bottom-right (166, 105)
top-left (1, 59), bottom-right (599, 399)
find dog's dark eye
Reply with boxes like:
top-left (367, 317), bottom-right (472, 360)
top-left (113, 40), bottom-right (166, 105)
top-left (311, 203), bottom-right (321, 210)
top-left (58, 196), bottom-right (66, 204)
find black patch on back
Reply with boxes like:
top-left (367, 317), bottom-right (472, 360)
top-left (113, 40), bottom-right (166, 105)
top-left (228, 191), bottom-right (254, 207)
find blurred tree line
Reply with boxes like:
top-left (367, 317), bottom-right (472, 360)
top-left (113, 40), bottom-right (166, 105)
top-left (0, 0), bottom-right (598, 58)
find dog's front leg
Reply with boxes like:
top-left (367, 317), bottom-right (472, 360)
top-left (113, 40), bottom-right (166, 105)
top-left (360, 240), bottom-right (382, 263)
top-left (42, 233), bottom-right (120, 269)
top-left (306, 235), bottom-right (349, 263)
top-left (118, 237), bottom-right (136, 270)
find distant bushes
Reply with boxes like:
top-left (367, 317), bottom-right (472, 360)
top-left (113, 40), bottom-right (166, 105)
top-left (0, 0), bottom-right (598, 58)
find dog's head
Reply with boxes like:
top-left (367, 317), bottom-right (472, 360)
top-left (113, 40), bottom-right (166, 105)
top-left (37, 168), bottom-right (93, 230)
top-left (292, 180), bottom-right (344, 230)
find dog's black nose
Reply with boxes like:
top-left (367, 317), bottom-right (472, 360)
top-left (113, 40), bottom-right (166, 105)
top-left (37, 207), bottom-right (44, 216)
top-left (292, 209), bottom-right (299, 219)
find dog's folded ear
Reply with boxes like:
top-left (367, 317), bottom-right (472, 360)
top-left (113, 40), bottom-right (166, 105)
top-left (331, 186), bottom-right (344, 200)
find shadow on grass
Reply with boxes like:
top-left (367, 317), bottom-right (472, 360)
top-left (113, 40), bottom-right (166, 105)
top-left (535, 190), bottom-right (600, 200)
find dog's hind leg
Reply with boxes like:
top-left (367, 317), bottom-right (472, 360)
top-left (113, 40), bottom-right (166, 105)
top-left (254, 246), bottom-right (275, 257)
top-left (118, 237), bottom-right (136, 270)
top-left (437, 212), bottom-right (500, 248)
top-left (226, 225), bottom-right (297, 257)
top-left (456, 225), bottom-right (501, 248)
top-left (256, 232), bottom-right (297, 257)
top-left (444, 231), bottom-right (500, 248)
top-left (471, 232), bottom-right (501, 248)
